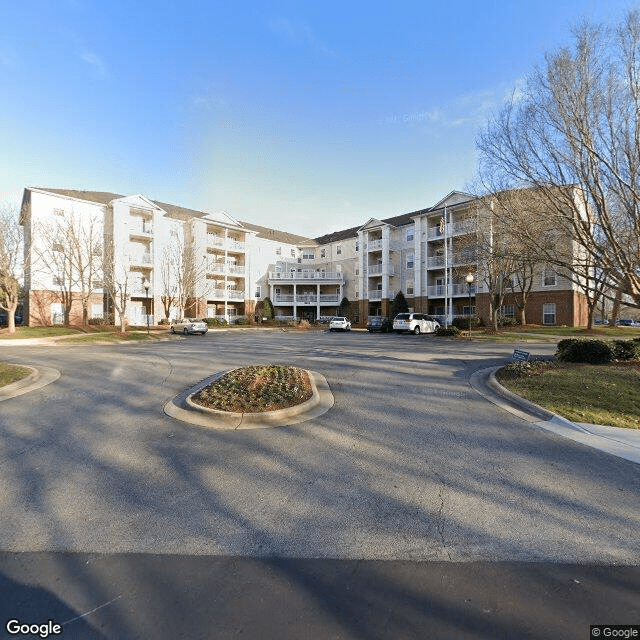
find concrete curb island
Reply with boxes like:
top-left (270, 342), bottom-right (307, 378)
top-left (165, 369), bottom-right (334, 430)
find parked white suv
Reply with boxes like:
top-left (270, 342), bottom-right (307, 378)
top-left (393, 313), bottom-right (440, 334)
top-left (329, 317), bottom-right (351, 332)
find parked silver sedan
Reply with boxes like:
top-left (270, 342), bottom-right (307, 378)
top-left (170, 318), bottom-right (208, 335)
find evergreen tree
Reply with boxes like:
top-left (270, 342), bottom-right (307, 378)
top-left (391, 291), bottom-right (409, 318)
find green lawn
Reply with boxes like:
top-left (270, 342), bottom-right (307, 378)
top-left (58, 331), bottom-right (165, 343)
top-left (496, 361), bottom-right (640, 429)
top-left (0, 326), bottom-right (83, 339)
top-left (0, 363), bottom-right (32, 387)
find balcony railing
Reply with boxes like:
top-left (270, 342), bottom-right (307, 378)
top-left (206, 235), bottom-right (246, 252)
top-left (368, 290), bottom-right (383, 300)
top-left (207, 263), bottom-right (246, 276)
top-left (427, 254), bottom-right (476, 269)
top-left (268, 271), bottom-right (343, 281)
top-left (129, 253), bottom-right (153, 266)
top-left (367, 264), bottom-right (395, 276)
top-left (427, 284), bottom-right (477, 297)
top-left (427, 221), bottom-right (476, 240)
top-left (273, 294), bottom-right (341, 305)
top-left (208, 288), bottom-right (246, 300)
top-left (130, 223), bottom-right (153, 236)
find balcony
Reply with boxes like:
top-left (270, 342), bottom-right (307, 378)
top-left (273, 294), bottom-right (341, 305)
top-left (268, 271), bottom-right (343, 282)
top-left (208, 288), bottom-right (246, 300)
top-left (207, 234), bottom-right (246, 252)
top-left (427, 284), bottom-right (477, 298)
top-left (367, 264), bottom-right (395, 276)
top-left (129, 222), bottom-right (153, 237)
top-left (427, 221), bottom-right (476, 240)
top-left (368, 290), bottom-right (383, 300)
top-left (427, 253), bottom-right (476, 269)
top-left (207, 262), bottom-right (246, 276)
top-left (367, 238), bottom-right (384, 251)
top-left (129, 253), bottom-right (153, 266)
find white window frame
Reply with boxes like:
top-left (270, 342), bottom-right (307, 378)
top-left (406, 229), bottom-right (414, 242)
top-left (500, 304), bottom-right (515, 318)
top-left (543, 269), bottom-right (557, 287)
top-left (255, 285), bottom-right (261, 298)
top-left (336, 245), bottom-right (342, 255)
top-left (543, 303), bottom-right (556, 325)
top-left (406, 253), bottom-right (414, 269)
top-left (406, 281), bottom-right (414, 295)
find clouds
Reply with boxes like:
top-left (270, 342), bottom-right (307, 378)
top-left (269, 17), bottom-right (338, 59)
top-left (76, 47), bottom-right (107, 76)
top-left (377, 79), bottom-right (526, 130)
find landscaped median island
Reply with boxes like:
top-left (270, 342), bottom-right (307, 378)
top-left (496, 338), bottom-right (640, 429)
top-left (191, 364), bottom-right (313, 413)
top-left (0, 363), bottom-right (32, 387)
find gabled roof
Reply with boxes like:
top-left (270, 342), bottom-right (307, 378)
top-left (239, 221), bottom-right (315, 246)
top-left (428, 190), bottom-right (475, 212)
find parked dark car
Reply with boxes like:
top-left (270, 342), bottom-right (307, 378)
top-left (367, 316), bottom-right (392, 333)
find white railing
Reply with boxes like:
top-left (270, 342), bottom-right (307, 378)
top-left (273, 294), bottom-right (341, 305)
top-left (131, 223), bottom-right (153, 236)
top-left (427, 222), bottom-right (475, 240)
top-left (427, 284), bottom-right (477, 297)
top-left (367, 239), bottom-right (384, 251)
top-left (129, 253), bottom-right (153, 265)
top-left (368, 290), bottom-right (383, 300)
top-left (427, 254), bottom-right (476, 269)
top-left (208, 288), bottom-right (245, 300)
top-left (207, 263), bottom-right (246, 276)
top-left (207, 234), bottom-right (224, 247)
top-left (367, 264), bottom-right (395, 276)
top-left (226, 239), bottom-right (245, 251)
top-left (269, 271), bottom-right (343, 281)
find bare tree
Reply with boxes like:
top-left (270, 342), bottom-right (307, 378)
top-left (102, 239), bottom-right (131, 333)
top-left (477, 11), bottom-right (640, 310)
top-left (0, 204), bottom-right (23, 333)
top-left (160, 231), bottom-right (209, 320)
top-left (33, 211), bottom-right (103, 326)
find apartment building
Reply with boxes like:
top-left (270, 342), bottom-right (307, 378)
top-left (19, 187), bottom-right (587, 328)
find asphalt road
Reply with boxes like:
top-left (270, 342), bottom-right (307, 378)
top-left (0, 329), bottom-right (638, 639)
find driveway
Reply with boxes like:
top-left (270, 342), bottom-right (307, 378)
top-left (0, 330), bottom-right (638, 639)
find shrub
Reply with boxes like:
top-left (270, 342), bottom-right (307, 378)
top-left (158, 318), bottom-right (169, 325)
top-left (452, 316), bottom-right (481, 330)
top-left (498, 316), bottom-right (519, 326)
top-left (235, 317), bottom-right (249, 326)
top-left (611, 339), bottom-right (640, 361)
top-left (88, 318), bottom-right (102, 325)
top-left (204, 317), bottom-right (227, 327)
top-left (556, 338), bottom-right (614, 364)
top-left (435, 325), bottom-right (460, 337)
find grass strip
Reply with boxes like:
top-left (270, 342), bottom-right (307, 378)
top-left (496, 361), bottom-right (640, 429)
top-left (0, 363), bottom-right (32, 387)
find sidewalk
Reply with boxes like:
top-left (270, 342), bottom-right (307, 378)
top-left (469, 366), bottom-right (640, 465)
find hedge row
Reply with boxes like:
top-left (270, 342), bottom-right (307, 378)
top-left (556, 338), bottom-right (640, 364)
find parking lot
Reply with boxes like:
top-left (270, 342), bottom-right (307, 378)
top-left (0, 329), bottom-right (638, 638)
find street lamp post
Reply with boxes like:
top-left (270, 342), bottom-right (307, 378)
top-left (143, 278), bottom-right (150, 335)
top-left (465, 272), bottom-right (474, 341)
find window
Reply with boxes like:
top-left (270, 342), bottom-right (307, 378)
top-left (500, 305), bottom-right (515, 318)
top-left (53, 275), bottom-right (64, 286)
top-left (355, 241), bottom-right (359, 252)
top-left (53, 208), bottom-right (65, 217)
top-left (303, 251), bottom-right (315, 260)
top-left (321, 249), bottom-right (326, 258)
top-left (462, 305), bottom-right (476, 316)
top-left (291, 249), bottom-right (296, 258)
top-left (406, 281), bottom-right (414, 295)
top-left (52, 243), bottom-right (64, 252)
top-left (336, 245), bottom-right (342, 255)
top-left (406, 229), bottom-right (414, 242)
top-left (406, 253), bottom-right (414, 269)
top-left (92, 303), bottom-right (103, 319)
top-left (276, 247), bottom-right (281, 256)
top-left (255, 286), bottom-right (261, 298)
top-left (543, 269), bottom-right (556, 286)
top-left (355, 268), bottom-right (359, 275)
top-left (543, 303), bottom-right (556, 325)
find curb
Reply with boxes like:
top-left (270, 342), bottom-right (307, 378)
top-left (470, 365), bottom-right (640, 465)
top-left (164, 369), bottom-right (334, 430)
top-left (0, 364), bottom-right (61, 400)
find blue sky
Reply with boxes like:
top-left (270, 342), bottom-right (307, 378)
top-left (0, 0), bottom-right (635, 238)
